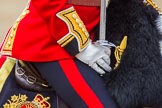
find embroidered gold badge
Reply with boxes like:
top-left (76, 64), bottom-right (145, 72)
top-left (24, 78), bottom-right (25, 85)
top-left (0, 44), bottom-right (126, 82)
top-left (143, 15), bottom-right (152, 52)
top-left (3, 94), bottom-right (51, 108)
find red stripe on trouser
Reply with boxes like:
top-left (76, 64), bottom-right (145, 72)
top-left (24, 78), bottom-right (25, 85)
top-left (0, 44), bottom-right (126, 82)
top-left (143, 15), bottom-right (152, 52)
top-left (59, 59), bottom-right (104, 108)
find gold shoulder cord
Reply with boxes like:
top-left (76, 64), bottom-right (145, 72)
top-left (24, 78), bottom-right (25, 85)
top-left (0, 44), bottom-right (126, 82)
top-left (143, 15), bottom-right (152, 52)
top-left (145, 0), bottom-right (161, 13)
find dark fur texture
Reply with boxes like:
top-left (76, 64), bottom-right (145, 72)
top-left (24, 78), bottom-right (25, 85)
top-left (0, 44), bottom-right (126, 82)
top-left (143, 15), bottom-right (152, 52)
top-left (102, 0), bottom-right (162, 108)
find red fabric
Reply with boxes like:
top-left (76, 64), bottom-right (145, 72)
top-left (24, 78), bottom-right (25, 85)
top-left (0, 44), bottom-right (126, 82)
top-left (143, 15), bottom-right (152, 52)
top-left (0, 55), bottom-right (7, 68)
top-left (0, 43), bottom-right (7, 68)
top-left (59, 59), bottom-right (104, 108)
top-left (0, 0), bottom-right (100, 62)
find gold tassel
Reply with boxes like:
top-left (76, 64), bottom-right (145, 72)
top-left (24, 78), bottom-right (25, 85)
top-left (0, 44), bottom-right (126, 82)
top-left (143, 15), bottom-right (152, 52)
top-left (114, 36), bottom-right (127, 69)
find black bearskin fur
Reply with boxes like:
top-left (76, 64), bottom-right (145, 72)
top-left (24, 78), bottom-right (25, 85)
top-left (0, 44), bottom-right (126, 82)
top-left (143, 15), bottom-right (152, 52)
top-left (102, 0), bottom-right (162, 108)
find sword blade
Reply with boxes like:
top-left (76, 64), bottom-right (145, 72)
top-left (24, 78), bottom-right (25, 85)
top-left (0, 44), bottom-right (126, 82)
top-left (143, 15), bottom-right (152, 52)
top-left (99, 0), bottom-right (107, 40)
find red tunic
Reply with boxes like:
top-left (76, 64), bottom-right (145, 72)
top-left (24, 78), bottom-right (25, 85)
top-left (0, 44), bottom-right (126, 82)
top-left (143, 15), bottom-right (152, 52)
top-left (0, 0), bottom-right (100, 62)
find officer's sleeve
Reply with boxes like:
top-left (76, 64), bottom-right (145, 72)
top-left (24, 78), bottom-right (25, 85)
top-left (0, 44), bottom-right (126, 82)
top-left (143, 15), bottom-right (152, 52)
top-left (31, 0), bottom-right (90, 56)
top-left (31, 0), bottom-right (68, 38)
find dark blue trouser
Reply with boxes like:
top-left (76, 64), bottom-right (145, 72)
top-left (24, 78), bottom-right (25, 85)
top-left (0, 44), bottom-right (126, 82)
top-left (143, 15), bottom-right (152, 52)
top-left (33, 59), bottom-right (118, 108)
top-left (0, 68), bottom-right (58, 108)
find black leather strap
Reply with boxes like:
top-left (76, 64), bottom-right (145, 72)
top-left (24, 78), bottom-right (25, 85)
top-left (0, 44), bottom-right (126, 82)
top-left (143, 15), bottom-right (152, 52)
top-left (15, 60), bottom-right (53, 92)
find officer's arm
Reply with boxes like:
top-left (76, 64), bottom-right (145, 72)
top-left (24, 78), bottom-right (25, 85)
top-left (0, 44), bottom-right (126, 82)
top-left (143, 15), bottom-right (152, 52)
top-left (31, 0), bottom-right (111, 74)
top-left (31, 0), bottom-right (69, 38)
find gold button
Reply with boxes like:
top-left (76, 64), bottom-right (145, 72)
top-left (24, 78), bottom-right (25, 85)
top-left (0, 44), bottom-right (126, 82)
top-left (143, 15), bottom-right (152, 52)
top-left (10, 34), bottom-right (13, 38)
top-left (72, 14), bottom-right (77, 19)
top-left (82, 28), bottom-right (86, 32)
top-left (13, 25), bottom-right (17, 29)
top-left (85, 32), bottom-right (89, 37)
top-left (26, 10), bottom-right (29, 13)
top-left (17, 18), bottom-right (21, 22)
top-left (7, 41), bottom-right (11, 46)
top-left (79, 23), bottom-right (83, 28)
top-left (76, 19), bottom-right (80, 24)
top-left (22, 12), bottom-right (27, 15)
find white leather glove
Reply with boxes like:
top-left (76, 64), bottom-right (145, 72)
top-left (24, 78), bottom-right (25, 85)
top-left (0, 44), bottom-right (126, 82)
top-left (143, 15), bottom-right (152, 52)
top-left (75, 41), bottom-right (111, 75)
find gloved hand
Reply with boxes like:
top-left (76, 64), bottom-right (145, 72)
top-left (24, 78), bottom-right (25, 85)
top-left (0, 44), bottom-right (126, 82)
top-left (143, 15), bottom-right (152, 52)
top-left (75, 41), bottom-right (111, 75)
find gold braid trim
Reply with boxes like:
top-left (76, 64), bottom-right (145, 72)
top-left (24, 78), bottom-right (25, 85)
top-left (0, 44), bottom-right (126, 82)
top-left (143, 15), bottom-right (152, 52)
top-left (0, 57), bottom-right (16, 92)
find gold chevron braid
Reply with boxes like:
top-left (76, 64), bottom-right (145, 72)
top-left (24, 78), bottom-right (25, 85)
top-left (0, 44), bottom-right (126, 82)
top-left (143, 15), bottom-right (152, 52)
top-left (145, 0), bottom-right (161, 13)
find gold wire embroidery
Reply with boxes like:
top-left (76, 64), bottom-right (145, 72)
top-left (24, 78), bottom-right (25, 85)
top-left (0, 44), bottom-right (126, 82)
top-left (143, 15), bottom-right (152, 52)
top-left (3, 94), bottom-right (51, 108)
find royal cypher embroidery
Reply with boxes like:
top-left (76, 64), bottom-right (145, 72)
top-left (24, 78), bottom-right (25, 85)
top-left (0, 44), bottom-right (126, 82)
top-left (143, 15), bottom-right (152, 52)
top-left (3, 94), bottom-right (51, 108)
